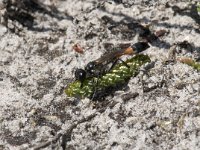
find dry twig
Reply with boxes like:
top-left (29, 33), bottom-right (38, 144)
top-left (33, 113), bottom-right (97, 150)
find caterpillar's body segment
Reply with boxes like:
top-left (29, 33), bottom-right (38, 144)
top-left (65, 55), bottom-right (151, 98)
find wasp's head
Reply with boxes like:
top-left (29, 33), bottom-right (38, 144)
top-left (75, 69), bottom-right (86, 83)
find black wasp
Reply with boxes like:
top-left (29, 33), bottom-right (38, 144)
top-left (75, 42), bottom-right (150, 86)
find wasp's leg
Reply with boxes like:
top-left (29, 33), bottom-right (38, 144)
top-left (90, 76), bottom-right (100, 101)
top-left (80, 81), bottom-right (83, 88)
top-left (108, 58), bottom-right (130, 72)
top-left (90, 67), bottom-right (105, 100)
top-left (79, 78), bottom-right (85, 88)
top-left (118, 58), bottom-right (130, 68)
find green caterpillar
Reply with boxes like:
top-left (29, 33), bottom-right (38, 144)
top-left (65, 54), bottom-right (151, 98)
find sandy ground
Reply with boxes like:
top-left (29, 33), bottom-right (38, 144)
top-left (0, 0), bottom-right (200, 149)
